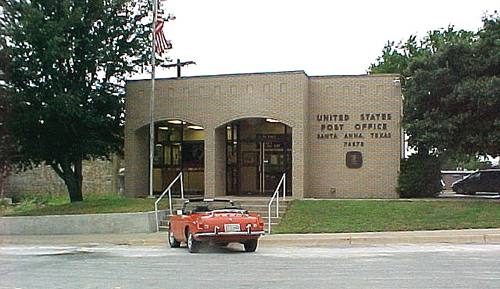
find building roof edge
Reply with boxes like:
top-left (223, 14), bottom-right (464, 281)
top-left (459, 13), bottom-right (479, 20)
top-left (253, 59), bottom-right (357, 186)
top-left (126, 70), bottom-right (308, 82)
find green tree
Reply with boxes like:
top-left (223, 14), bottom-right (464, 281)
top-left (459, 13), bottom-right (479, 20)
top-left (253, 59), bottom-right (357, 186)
top-left (0, 0), bottom-right (151, 202)
top-left (398, 153), bottom-right (442, 198)
top-left (0, 42), bottom-right (16, 200)
top-left (369, 14), bottom-right (499, 157)
top-left (440, 152), bottom-right (492, 171)
top-left (370, 14), bottom-right (499, 197)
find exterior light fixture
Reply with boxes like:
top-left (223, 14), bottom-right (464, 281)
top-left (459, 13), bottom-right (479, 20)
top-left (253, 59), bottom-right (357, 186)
top-left (266, 118), bottom-right (280, 123)
top-left (168, 120), bottom-right (183, 124)
top-left (187, 125), bottom-right (204, 130)
top-left (158, 126), bottom-right (169, 130)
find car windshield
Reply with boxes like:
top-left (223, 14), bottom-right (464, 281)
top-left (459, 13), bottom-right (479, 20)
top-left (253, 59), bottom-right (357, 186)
top-left (185, 200), bottom-right (244, 213)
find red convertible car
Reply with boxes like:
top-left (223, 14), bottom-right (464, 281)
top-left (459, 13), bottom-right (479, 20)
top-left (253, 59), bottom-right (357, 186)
top-left (168, 198), bottom-right (265, 253)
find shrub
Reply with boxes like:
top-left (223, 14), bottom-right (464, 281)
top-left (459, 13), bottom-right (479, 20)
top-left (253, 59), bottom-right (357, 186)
top-left (398, 153), bottom-right (442, 198)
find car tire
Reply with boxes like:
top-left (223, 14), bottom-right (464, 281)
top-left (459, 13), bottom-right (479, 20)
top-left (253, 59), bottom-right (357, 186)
top-left (243, 239), bottom-right (258, 252)
top-left (168, 225), bottom-right (180, 248)
top-left (187, 230), bottom-right (201, 253)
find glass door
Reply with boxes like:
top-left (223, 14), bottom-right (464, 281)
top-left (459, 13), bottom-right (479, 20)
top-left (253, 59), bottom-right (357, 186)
top-left (259, 139), bottom-right (290, 194)
top-left (225, 118), bottom-right (292, 196)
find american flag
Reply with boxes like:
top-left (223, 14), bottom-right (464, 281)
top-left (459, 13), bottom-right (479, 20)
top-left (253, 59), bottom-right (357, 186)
top-left (155, 13), bottom-right (172, 54)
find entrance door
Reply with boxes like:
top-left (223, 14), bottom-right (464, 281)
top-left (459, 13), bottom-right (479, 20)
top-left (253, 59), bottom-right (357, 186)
top-left (225, 118), bottom-right (292, 196)
top-left (258, 140), bottom-right (287, 194)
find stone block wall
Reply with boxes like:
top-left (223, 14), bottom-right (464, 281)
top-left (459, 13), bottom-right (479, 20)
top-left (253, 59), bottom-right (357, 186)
top-left (5, 157), bottom-right (122, 196)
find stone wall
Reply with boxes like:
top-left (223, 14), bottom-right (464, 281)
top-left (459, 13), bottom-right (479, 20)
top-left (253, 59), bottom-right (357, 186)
top-left (0, 210), bottom-right (167, 235)
top-left (5, 157), bottom-right (122, 196)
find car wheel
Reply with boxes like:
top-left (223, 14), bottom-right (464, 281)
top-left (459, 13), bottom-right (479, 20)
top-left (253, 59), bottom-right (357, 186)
top-left (168, 226), bottom-right (180, 248)
top-left (187, 230), bottom-right (201, 253)
top-left (243, 239), bottom-right (258, 252)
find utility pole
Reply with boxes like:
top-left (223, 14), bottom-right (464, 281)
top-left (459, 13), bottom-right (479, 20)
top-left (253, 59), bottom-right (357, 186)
top-left (162, 59), bottom-right (196, 78)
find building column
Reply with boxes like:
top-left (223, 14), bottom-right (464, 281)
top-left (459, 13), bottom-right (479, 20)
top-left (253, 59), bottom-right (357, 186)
top-left (204, 126), bottom-right (226, 198)
top-left (292, 128), bottom-right (305, 199)
top-left (124, 125), bottom-right (149, 197)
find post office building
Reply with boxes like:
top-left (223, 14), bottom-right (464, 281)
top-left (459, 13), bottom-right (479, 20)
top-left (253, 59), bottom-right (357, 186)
top-left (125, 70), bottom-right (402, 199)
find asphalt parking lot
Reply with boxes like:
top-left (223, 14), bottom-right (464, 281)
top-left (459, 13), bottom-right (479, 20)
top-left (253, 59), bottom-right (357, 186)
top-left (1, 243), bottom-right (499, 289)
top-left (438, 191), bottom-right (500, 200)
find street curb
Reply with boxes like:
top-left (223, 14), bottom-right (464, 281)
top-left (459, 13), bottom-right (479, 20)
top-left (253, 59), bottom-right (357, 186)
top-left (1, 229), bottom-right (500, 247)
top-left (259, 229), bottom-right (500, 246)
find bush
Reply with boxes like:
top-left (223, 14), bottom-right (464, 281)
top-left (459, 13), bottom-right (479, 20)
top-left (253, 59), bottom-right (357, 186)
top-left (398, 154), bottom-right (442, 198)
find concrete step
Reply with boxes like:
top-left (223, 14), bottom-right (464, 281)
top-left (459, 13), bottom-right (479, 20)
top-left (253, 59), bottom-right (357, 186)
top-left (247, 208), bottom-right (289, 212)
top-left (157, 197), bottom-right (291, 232)
top-left (235, 201), bottom-right (292, 206)
top-left (160, 208), bottom-right (287, 217)
top-left (159, 216), bottom-right (281, 228)
top-left (241, 204), bottom-right (290, 209)
top-left (159, 215), bottom-right (280, 223)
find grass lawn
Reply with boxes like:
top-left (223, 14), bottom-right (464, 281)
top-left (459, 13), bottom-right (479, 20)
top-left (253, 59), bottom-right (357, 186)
top-left (0, 194), bottom-right (169, 217)
top-left (273, 199), bottom-right (500, 234)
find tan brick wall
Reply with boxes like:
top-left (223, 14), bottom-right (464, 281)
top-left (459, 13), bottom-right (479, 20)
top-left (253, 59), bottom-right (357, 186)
top-left (308, 75), bottom-right (401, 198)
top-left (124, 71), bottom-right (401, 199)
top-left (125, 71), bottom-right (309, 198)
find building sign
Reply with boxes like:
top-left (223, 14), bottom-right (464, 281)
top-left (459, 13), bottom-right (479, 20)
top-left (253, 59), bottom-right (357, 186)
top-left (346, 151), bottom-right (363, 169)
top-left (316, 113), bottom-right (394, 148)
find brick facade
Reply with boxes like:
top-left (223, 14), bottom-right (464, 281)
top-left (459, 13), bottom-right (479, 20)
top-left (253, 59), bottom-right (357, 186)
top-left (125, 71), bottom-right (402, 199)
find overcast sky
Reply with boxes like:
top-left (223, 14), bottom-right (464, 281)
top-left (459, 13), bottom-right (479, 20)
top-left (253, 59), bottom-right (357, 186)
top-left (146, 0), bottom-right (497, 79)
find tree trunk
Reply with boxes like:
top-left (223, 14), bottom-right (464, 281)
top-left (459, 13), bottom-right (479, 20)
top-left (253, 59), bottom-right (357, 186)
top-left (51, 158), bottom-right (84, 202)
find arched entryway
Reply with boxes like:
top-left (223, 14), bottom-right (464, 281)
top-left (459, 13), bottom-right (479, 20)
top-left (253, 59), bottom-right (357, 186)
top-left (223, 118), bottom-right (292, 196)
top-left (153, 119), bottom-right (204, 196)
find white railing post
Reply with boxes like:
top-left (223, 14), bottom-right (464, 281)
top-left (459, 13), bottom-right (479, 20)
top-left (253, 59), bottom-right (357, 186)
top-left (155, 202), bottom-right (160, 232)
top-left (283, 173), bottom-right (286, 201)
top-left (268, 202), bottom-right (272, 234)
top-left (154, 172), bottom-right (184, 232)
top-left (267, 172), bottom-right (286, 234)
top-left (168, 188), bottom-right (172, 215)
top-left (180, 172), bottom-right (184, 199)
top-left (276, 193), bottom-right (279, 218)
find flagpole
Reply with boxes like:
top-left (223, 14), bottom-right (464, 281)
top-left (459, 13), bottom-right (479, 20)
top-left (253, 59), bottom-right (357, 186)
top-left (149, 0), bottom-right (158, 198)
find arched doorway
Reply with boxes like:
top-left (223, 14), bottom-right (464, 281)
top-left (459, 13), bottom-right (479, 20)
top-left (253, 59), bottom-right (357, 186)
top-left (224, 118), bottom-right (292, 196)
top-left (153, 119), bottom-right (204, 196)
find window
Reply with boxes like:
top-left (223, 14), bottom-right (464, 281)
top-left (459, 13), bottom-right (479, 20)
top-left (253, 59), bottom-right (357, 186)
top-left (280, 83), bottom-right (287, 93)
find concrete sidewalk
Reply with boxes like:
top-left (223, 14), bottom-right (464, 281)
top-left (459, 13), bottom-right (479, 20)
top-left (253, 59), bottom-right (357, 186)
top-left (1, 228), bottom-right (499, 247)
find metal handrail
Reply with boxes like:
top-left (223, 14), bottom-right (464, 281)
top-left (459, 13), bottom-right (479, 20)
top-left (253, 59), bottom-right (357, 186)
top-left (154, 172), bottom-right (184, 232)
top-left (267, 173), bottom-right (286, 234)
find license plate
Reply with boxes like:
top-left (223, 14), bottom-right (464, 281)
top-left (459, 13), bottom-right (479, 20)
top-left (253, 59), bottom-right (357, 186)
top-left (224, 224), bottom-right (241, 232)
